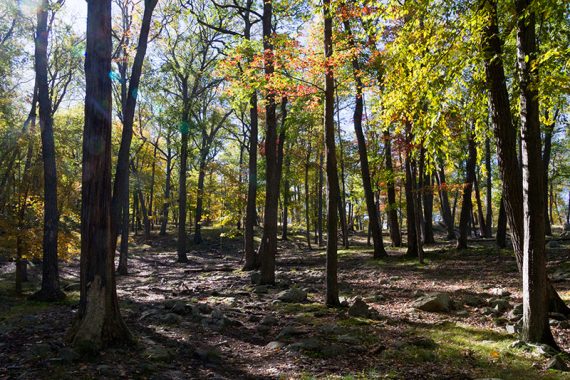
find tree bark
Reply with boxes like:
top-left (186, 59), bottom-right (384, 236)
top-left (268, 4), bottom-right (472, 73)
top-left (474, 172), bottom-right (487, 237)
top-left (160, 136), bottom-right (172, 235)
top-left (435, 162), bottom-right (455, 240)
top-left (496, 196), bottom-right (507, 248)
top-left (404, 146), bottom-right (421, 258)
top-left (457, 131), bottom-right (476, 249)
top-left (343, 19), bottom-right (386, 259)
top-left (484, 138), bottom-right (493, 237)
top-left (69, 0), bottom-right (131, 349)
top-left (324, 0), bottom-right (340, 306)
top-left (257, 0), bottom-right (278, 285)
top-left (384, 131), bottom-right (401, 246)
top-left (177, 124), bottom-right (189, 262)
top-left (542, 114), bottom-right (554, 236)
top-left (304, 143), bottom-right (312, 250)
top-left (515, 0), bottom-right (555, 346)
top-left (317, 152), bottom-right (324, 246)
top-left (31, 0), bottom-right (64, 301)
top-left (422, 172), bottom-right (435, 244)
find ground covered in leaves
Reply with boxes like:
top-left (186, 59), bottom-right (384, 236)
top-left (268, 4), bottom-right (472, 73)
top-left (1, 227), bottom-right (570, 379)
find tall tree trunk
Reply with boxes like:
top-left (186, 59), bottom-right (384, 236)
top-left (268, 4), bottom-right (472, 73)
top-left (483, 0), bottom-right (569, 321)
top-left (68, 0), bottom-right (131, 349)
top-left (422, 172), bottom-right (435, 244)
top-left (435, 163), bottom-right (455, 240)
top-left (542, 114), bottom-right (554, 236)
top-left (484, 138), bottom-right (493, 237)
top-left (324, 0), bottom-right (340, 306)
top-left (344, 19), bottom-right (386, 259)
top-left (177, 121), bottom-right (189, 262)
top-left (515, 0), bottom-right (555, 346)
top-left (496, 196), bottom-right (507, 248)
top-left (317, 152), bottom-right (324, 246)
top-left (304, 143), bottom-right (312, 250)
top-left (457, 132), bottom-right (476, 249)
top-left (282, 155), bottom-right (291, 240)
top-left (384, 131), bottom-right (401, 246)
top-left (117, 188), bottom-right (129, 275)
top-left (32, 0), bottom-right (64, 301)
top-left (258, 0), bottom-right (278, 285)
top-left (160, 139), bottom-right (172, 235)
top-left (405, 152), bottom-right (420, 258)
top-left (411, 160), bottom-right (424, 263)
top-left (148, 139), bottom-right (158, 230)
top-left (194, 159), bottom-right (206, 244)
top-left (474, 173), bottom-right (487, 237)
top-left (110, 0), bottom-right (158, 257)
top-left (243, 96), bottom-right (258, 267)
top-left (335, 83), bottom-right (349, 248)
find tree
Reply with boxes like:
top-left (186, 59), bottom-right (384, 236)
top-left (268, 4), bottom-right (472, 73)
top-left (457, 130), bottom-right (476, 249)
top-left (30, 0), bottom-right (65, 301)
top-left (68, 0), bottom-right (131, 350)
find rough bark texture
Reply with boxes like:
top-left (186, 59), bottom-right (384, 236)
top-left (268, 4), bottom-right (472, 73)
top-left (324, 0), bottom-right (340, 306)
top-left (69, 0), bottom-right (131, 350)
top-left (496, 197), bottom-right (507, 248)
top-left (484, 138), bottom-right (493, 238)
top-left (257, 0), bottom-right (278, 285)
top-left (435, 163), bottom-right (455, 240)
top-left (159, 137), bottom-right (173, 236)
top-left (384, 131), bottom-right (401, 246)
top-left (542, 118), bottom-right (553, 236)
top-left (422, 172), bottom-right (435, 244)
top-left (304, 144), bottom-right (312, 250)
top-left (482, 0), bottom-right (569, 319)
top-left (474, 173), bottom-right (487, 237)
top-left (110, 0), bottom-right (158, 269)
top-left (31, 0), bottom-right (64, 301)
top-left (457, 132), bottom-right (476, 250)
top-left (515, 0), bottom-right (556, 346)
top-left (177, 117), bottom-right (189, 263)
top-left (404, 149), bottom-right (420, 258)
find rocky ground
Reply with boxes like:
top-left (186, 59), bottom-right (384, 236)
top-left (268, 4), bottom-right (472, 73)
top-left (1, 228), bottom-right (570, 379)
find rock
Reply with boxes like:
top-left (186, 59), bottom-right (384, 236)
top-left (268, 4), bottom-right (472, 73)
top-left (250, 272), bottom-right (261, 285)
top-left (276, 288), bottom-right (307, 303)
top-left (320, 343), bottom-right (347, 358)
top-left (463, 294), bottom-right (485, 307)
top-left (254, 285), bottom-right (269, 294)
top-left (211, 308), bottom-right (224, 320)
top-left (144, 344), bottom-right (172, 361)
top-left (510, 340), bottom-right (527, 349)
top-left (530, 343), bottom-right (558, 357)
top-left (336, 334), bottom-right (361, 345)
top-left (31, 343), bottom-right (52, 358)
top-left (505, 324), bottom-right (517, 334)
top-left (248, 314), bottom-right (262, 322)
top-left (160, 313), bottom-right (182, 324)
top-left (265, 341), bottom-right (286, 350)
top-left (348, 297), bottom-right (372, 318)
top-left (547, 240), bottom-right (560, 249)
top-left (58, 347), bottom-right (79, 363)
top-left (413, 293), bottom-right (451, 312)
top-left (170, 301), bottom-right (188, 315)
top-left (564, 222), bottom-right (570, 231)
top-left (256, 324), bottom-right (271, 335)
top-left (96, 365), bottom-right (116, 377)
top-left (481, 307), bottom-right (498, 316)
top-left (288, 338), bottom-right (322, 352)
top-left (194, 348), bottom-right (221, 363)
top-left (489, 298), bottom-right (510, 313)
top-left (546, 356), bottom-right (568, 371)
top-left (507, 303), bottom-right (523, 320)
top-left (260, 315), bottom-right (278, 326)
top-left (277, 325), bottom-right (306, 339)
top-left (389, 276), bottom-right (401, 281)
top-left (490, 288), bottom-right (511, 297)
top-left (455, 310), bottom-right (469, 317)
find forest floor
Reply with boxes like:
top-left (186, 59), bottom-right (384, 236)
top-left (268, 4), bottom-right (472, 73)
top-left (1, 227), bottom-right (570, 379)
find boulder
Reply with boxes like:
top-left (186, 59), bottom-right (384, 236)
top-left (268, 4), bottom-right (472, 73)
top-left (160, 313), bottom-right (182, 325)
top-left (546, 356), bottom-right (568, 371)
top-left (348, 297), bottom-right (373, 318)
top-left (276, 325), bottom-right (307, 339)
top-left (277, 288), bottom-right (307, 303)
top-left (462, 294), bottom-right (485, 307)
top-left (547, 240), bottom-right (561, 249)
top-left (413, 293), bottom-right (451, 312)
top-left (250, 272), bottom-right (261, 285)
top-left (563, 222), bottom-right (570, 232)
top-left (489, 298), bottom-right (510, 313)
top-left (288, 338), bottom-right (322, 352)
top-left (260, 315), bottom-right (278, 326)
top-left (265, 341), bottom-right (286, 350)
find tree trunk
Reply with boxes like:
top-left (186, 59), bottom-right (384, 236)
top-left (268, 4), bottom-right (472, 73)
top-left (422, 172), bottom-right (435, 244)
top-left (31, 0), bottom-right (64, 301)
top-left (160, 139), bottom-right (172, 235)
top-left (435, 163), bottom-right (455, 240)
top-left (68, 0), bottom-right (131, 349)
top-left (304, 144), bottom-right (312, 250)
top-left (317, 152), bottom-right (324, 246)
top-left (542, 115), bottom-right (553, 236)
top-left (457, 132), bottom-right (476, 249)
top-left (110, 0), bottom-right (158, 256)
top-left (515, 0), bottom-right (556, 346)
top-left (194, 158), bottom-right (206, 244)
top-left (484, 138), bottom-right (493, 237)
top-left (257, 0), bottom-right (278, 285)
top-left (243, 97), bottom-right (259, 267)
top-left (384, 131), bottom-right (401, 246)
top-left (281, 156), bottom-right (291, 240)
top-left (336, 85), bottom-right (349, 248)
top-left (324, 0), bottom-right (340, 306)
top-left (343, 19), bottom-right (386, 259)
top-left (496, 196), bottom-right (507, 248)
top-left (177, 121), bottom-right (189, 262)
top-left (405, 152), bottom-right (420, 258)
top-left (117, 189), bottom-right (129, 275)
top-left (474, 173), bottom-right (487, 237)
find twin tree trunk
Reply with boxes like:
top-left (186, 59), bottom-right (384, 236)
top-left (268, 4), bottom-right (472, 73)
top-left (435, 162), bottom-right (455, 240)
top-left (384, 131), bottom-right (401, 246)
top-left (324, 0), bottom-right (340, 306)
top-left (177, 117), bottom-right (189, 263)
top-left (32, 0), bottom-right (64, 301)
top-left (243, 92), bottom-right (258, 269)
top-left (68, 0), bottom-right (130, 349)
top-left (482, 0), bottom-right (561, 346)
